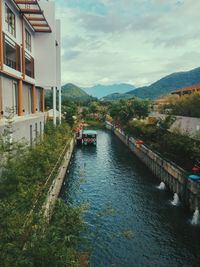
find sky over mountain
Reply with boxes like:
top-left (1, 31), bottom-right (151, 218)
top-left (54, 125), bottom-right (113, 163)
top-left (53, 0), bottom-right (200, 88)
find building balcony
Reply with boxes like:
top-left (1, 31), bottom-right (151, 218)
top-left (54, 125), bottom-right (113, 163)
top-left (5, 56), bottom-right (16, 70)
top-left (4, 35), bottom-right (21, 72)
top-left (25, 55), bottom-right (35, 78)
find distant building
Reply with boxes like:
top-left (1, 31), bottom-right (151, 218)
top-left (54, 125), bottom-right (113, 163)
top-left (171, 84), bottom-right (200, 95)
top-left (0, 0), bottom-right (61, 144)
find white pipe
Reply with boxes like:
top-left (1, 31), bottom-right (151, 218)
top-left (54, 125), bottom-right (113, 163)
top-left (58, 86), bottom-right (62, 124)
top-left (53, 86), bottom-right (56, 126)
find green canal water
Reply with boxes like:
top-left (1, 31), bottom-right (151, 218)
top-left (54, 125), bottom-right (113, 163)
top-left (60, 130), bottom-right (200, 267)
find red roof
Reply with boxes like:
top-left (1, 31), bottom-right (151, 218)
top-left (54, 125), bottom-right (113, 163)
top-left (171, 84), bottom-right (200, 94)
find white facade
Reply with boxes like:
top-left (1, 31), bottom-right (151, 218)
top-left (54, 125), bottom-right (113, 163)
top-left (0, 0), bottom-right (61, 143)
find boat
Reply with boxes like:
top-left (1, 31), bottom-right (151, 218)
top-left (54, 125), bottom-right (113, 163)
top-left (82, 130), bottom-right (97, 145)
top-left (188, 174), bottom-right (200, 181)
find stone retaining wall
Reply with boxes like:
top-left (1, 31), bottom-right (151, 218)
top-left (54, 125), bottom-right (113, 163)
top-left (44, 138), bottom-right (75, 220)
top-left (106, 122), bottom-right (200, 211)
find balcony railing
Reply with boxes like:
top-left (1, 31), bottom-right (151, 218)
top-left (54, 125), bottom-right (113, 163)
top-left (5, 57), bottom-right (16, 70)
top-left (25, 69), bottom-right (32, 77)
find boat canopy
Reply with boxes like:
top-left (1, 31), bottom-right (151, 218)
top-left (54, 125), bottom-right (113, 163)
top-left (82, 130), bottom-right (97, 135)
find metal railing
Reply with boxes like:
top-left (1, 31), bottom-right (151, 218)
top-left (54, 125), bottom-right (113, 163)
top-left (5, 56), bottom-right (16, 70)
top-left (25, 69), bottom-right (32, 77)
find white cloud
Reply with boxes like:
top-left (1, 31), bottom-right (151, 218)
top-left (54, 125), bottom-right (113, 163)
top-left (54, 0), bottom-right (200, 88)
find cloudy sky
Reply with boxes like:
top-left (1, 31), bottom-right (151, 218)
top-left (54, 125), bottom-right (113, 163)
top-left (54, 0), bottom-right (200, 88)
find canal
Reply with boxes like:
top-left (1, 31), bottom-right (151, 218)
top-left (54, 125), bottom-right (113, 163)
top-left (60, 130), bottom-right (200, 267)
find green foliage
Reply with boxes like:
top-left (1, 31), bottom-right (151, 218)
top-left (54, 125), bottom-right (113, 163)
top-left (167, 92), bottom-right (200, 118)
top-left (157, 115), bottom-right (176, 130)
top-left (88, 102), bottom-right (100, 114)
top-left (109, 98), bottom-right (149, 124)
top-left (45, 90), bottom-right (53, 110)
top-left (61, 83), bottom-right (95, 103)
top-left (125, 118), bottom-right (200, 170)
top-left (62, 83), bottom-right (88, 98)
top-left (64, 104), bottom-right (78, 127)
top-left (102, 92), bottom-right (132, 101)
top-left (0, 122), bottom-right (84, 266)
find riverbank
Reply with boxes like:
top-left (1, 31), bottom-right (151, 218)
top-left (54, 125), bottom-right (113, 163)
top-left (106, 122), bottom-right (200, 212)
top-left (44, 137), bottom-right (75, 220)
top-left (0, 122), bottom-right (84, 266)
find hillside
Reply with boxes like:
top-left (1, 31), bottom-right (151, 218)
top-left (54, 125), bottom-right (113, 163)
top-left (61, 83), bottom-right (94, 102)
top-left (62, 83), bottom-right (89, 98)
top-left (102, 92), bottom-right (132, 101)
top-left (83, 83), bottom-right (136, 98)
top-left (127, 67), bottom-right (200, 99)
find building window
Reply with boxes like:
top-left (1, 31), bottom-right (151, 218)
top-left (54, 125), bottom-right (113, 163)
top-left (25, 53), bottom-right (34, 78)
top-left (5, 5), bottom-right (16, 37)
top-left (25, 29), bottom-right (31, 52)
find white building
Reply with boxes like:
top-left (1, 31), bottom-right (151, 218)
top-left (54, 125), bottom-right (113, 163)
top-left (0, 0), bottom-right (61, 144)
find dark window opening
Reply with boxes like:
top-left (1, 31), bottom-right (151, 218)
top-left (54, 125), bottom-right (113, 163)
top-left (5, 4), bottom-right (16, 37)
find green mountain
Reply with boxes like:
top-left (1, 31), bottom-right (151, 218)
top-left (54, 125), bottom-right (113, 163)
top-left (102, 67), bottom-right (200, 101)
top-left (102, 93), bottom-right (132, 101)
top-left (127, 67), bottom-right (200, 99)
top-left (61, 83), bottom-right (94, 102)
top-left (62, 83), bottom-right (89, 98)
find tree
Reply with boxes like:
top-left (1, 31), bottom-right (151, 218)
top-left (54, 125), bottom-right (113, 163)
top-left (109, 98), bottom-right (149, 124)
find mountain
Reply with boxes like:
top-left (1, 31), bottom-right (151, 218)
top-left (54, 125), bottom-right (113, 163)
top-left (102, 93), bottom-right (132, 101)
top-left (127, 67), bottom-right (200, 99)
top-left (83, 83), bottom-right (136, 98)
top-left (61, 83), bottom-right (94, 102)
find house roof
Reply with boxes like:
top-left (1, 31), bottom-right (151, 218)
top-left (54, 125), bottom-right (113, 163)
top-left (171, 84), bottom-right (200, 95)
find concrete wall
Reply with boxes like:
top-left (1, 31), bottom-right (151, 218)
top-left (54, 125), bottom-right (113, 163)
top-left (0, 113), bottom-right (45, 145)
top-left (154, 113), bottom-right (200, 137)
top-left (106, 122), bottom-right (200, 211)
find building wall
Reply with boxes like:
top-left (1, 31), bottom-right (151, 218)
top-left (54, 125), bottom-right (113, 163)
top-left (56, 20), bottom-right (61, 88)
top-left (1, 75), bottom-right (18, 115)
top-left (23, 83), bottom-right (32, 115)
top-left (36, 87), bottom-right (41, 112)
top-left (0, 113), bottom-right (45, 145)
top-left (0, 0), bottom-right (61, 143)
top-left (2, 0), bottom-right (22, 46)
top-left (34, 1), bottom-right (57, 88)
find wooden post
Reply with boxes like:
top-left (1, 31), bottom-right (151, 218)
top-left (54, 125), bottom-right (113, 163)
top-left (32, 85), bottom-right (36, 113)
top-left (21, 17), bottom-right (25, 79)
top-left (41, 88), bottom-right (45, 112)
top-left (18, 80), bottom-right (23, 116)
top-left (0, 76), bottom-right (3, 118)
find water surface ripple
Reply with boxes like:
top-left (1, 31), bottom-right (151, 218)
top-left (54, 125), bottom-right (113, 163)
top-left (61, 130), bottom-right (200, 267)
